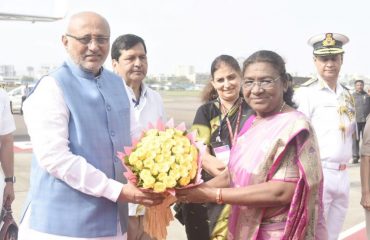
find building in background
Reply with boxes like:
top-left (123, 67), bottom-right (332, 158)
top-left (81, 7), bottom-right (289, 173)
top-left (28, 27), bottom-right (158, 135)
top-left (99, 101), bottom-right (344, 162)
top-left (0, 65), bottom-right (16, 78)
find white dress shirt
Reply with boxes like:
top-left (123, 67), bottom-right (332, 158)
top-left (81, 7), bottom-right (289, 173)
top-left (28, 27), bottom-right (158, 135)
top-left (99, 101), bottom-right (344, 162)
top-left (125, 83), bottom-right (166, 130)
top-left (125, 83), bottom-right (166, 216)
top-left (295, 77), bottom-right (355, 164)
top-left (20, 76), bottom-right (137, 239)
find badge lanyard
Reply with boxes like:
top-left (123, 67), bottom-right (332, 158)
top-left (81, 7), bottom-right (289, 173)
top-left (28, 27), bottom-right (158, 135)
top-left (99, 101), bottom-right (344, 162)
top-left (216, 98), bottom-right (242, 147)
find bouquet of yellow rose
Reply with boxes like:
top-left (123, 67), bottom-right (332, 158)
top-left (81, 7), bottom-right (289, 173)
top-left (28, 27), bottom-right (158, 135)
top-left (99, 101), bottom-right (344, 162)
top-left (117, 119), bottom-right (204, 239)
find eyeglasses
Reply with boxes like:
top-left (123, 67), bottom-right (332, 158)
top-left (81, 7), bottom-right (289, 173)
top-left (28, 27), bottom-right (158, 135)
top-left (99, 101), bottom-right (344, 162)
top-left (65, 34), bottom-right (110, 45)
top-left (242, 76), bottom-right (281, 90)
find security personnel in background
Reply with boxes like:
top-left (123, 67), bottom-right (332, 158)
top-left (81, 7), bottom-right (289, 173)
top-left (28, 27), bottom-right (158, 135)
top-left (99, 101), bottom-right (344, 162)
top-left (295, 33), bottom-right (355, 240)
top-left (352, 79), bottom-right (370, 163)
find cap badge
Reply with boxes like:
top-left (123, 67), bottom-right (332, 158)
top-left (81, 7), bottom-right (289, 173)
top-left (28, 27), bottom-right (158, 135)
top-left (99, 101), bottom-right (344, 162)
top-left (322, 33), bottom-right (336, 47)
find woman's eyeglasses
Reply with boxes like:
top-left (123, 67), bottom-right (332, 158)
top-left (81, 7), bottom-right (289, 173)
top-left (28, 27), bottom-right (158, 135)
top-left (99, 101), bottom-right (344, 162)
top-left (242, 76), bottom-right (280, 90)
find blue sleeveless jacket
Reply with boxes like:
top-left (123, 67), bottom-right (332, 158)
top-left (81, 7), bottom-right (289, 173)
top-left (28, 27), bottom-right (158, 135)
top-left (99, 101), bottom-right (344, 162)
top-left (24, 59), bottom-right (131, 237)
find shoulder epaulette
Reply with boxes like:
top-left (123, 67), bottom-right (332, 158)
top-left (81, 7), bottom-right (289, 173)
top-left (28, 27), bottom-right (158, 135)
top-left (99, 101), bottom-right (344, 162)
top-left (301, 78), bottom-right (318, 87)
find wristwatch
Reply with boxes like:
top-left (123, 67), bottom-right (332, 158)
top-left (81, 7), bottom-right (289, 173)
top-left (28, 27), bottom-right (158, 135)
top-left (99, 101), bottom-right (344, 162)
top-left (4, 176), bottom-right (16, 183)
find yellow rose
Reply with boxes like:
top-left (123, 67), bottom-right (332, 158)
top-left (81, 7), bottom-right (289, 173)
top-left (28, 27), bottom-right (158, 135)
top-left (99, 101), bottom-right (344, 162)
top-left (128, 152), bottom-right (139, 165)
top-left (171, 162), bottom-right (180, 171)
top-left (136, 141), bottom-right (143, 148)
top-left (150, 164), bottom-right (160, 176)
top-left (140, 169), bottom-right (152, 182)
top-left (158, 162), bottom-right (171, 173)
top-left (172, 145), bottom-right (185, 155)
top-left (183, 145), bottom-right (190, 154)
top-left (146, 151), bottom-right (156, 160)
top-left (181, 137), bottom-right (191, 147)
top-left (169, 169), bottom-right (181, 180)
top-left (148, 141), bottom-right (160, 151)
top-left (168, 155), bottom-right (176, 165)
top-left (164, 175), bottom-right (177, 188)
top-left (142, 176), bottom-right (156, 189)
top-left (162, 142), bottom-right (173, 152)
top-left (157, 135), bottom-right (167, 143)
top-left (165, 128), bottom-right (175, 136)
top-left (159, 130), bottom-right (171, 139)
top-left (179, 155), bottom-right (190, 165)
top-left (179, 166), bottom-right (189, 178)
top-left (143, 158), bottom-right (155, 170)
top-left (173, 137), bottom-right (182, 144)
top-left (153, 181), bottom-right (167, 193)
top-left (146, 129), bottom-right (159, 136)
top-left (189, 160), bottom-right (198, 180)
top-left (178, 176), bottom-right (191, 186)
top-left (155, 154), bottom-right (165, 163)
top-left (182, 160), bottom-right (192, 171)
top-left (162, 150), bottom-right (172, 159)
top-left (141, 172), bottom-right (156, 189)
top-left (135, 148), bottom-right (147, 160)
top-left (157, 172), bottom-right (168, 181)
top-left (174, 129), bottom-right (184, 137)
top-left (133, 159), bottom-right (143, 171)
top-left (184, 154), bottom-right (193, 164)
top-left (175, 154), bottom-right (184, 164)
top-left (155, 147), bottom-right (162, 154)
top-left (190, 145), bottom-right (198, 162)
top-left (140, 136), bottom-right (154, 145)
top-left (153, 140), bottom-right (161, 147)
top-left (139, 136), bottom-right (148, 142)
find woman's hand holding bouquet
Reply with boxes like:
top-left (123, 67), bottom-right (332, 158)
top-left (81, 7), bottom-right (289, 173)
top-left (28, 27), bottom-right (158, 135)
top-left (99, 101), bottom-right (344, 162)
top-left (118, 119), bottom-right (204, 239)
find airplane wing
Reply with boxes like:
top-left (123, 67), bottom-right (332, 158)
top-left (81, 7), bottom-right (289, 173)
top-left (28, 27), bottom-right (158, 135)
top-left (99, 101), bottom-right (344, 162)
top-left (0, 12), bottom-right (63, 22)
top-left (0, 0), bottom-right (67, 23)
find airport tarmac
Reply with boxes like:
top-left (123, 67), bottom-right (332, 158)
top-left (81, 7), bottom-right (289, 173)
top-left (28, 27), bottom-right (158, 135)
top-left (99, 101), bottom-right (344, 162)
top-left (11, 150), bottom-right (366, 239)
top-left (10, 91), bottom-right (368, 239)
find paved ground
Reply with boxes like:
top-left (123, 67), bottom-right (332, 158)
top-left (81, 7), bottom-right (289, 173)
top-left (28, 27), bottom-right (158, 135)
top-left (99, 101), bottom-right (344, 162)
top-left (11, 150), bottom-right (366, 239)
top-left (10, 92), bottom-right (368, 239)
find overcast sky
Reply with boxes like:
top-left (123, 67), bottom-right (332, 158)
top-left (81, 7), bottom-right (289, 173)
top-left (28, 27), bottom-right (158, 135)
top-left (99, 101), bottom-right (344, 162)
top-left (0, 0), bottom-right (369, 79)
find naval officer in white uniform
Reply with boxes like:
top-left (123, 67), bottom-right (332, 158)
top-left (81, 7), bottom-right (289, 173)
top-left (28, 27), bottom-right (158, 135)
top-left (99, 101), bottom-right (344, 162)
top-left (295, 32), bottom-right (355, 240)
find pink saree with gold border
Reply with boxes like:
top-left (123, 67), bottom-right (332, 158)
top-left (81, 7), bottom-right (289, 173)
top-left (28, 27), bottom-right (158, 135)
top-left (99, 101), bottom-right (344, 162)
top-left (227, 111), bottom-right (326, 240)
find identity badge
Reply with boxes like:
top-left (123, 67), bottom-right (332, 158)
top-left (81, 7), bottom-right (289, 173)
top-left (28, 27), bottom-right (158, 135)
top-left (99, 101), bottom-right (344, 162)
top-left (211, 141), bottom-right (231, 165)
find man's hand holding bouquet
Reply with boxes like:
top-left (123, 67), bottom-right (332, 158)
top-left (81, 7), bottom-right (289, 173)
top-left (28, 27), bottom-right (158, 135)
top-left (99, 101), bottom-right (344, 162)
top-left (118, 119), bottom-right (204, 239)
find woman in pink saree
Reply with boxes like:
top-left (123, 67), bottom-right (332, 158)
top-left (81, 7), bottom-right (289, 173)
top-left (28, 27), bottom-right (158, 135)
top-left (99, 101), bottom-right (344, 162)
top-left (177, 50), bottom-right (326, 240)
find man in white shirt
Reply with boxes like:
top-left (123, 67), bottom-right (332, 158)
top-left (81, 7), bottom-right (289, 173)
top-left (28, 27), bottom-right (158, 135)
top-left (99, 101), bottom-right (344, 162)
top-left (19, 12), bottom-right (164, 240)
top-left (0, 89), bottom-right (15, 209)
top-left (295, 33), bottom-right (355, 240)
top-left (112, 34), bottom-right (166, 240)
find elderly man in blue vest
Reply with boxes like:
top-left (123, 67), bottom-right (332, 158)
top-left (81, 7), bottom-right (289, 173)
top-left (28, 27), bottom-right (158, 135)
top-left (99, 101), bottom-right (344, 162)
top-left (18, 12), bottom-right (164, 240)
